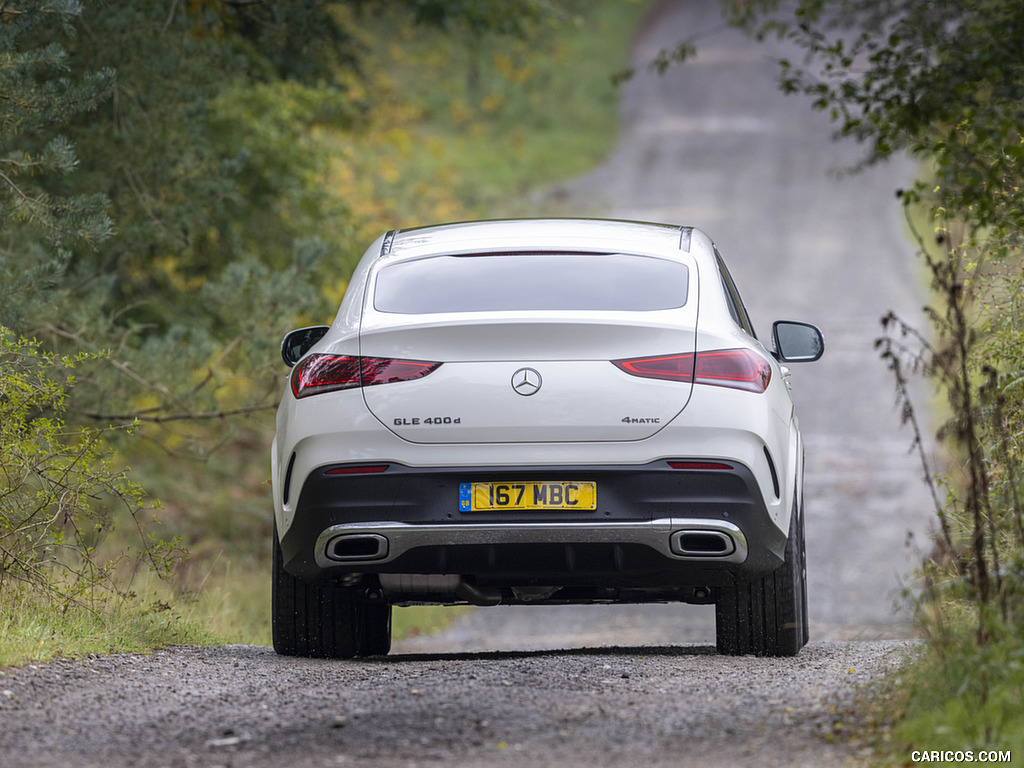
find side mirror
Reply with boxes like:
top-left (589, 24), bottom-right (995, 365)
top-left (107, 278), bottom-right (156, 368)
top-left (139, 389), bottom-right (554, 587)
top-left (281, 326), bottom-right (329, 367)
top-left (772, 321), bottom-right (824, 363)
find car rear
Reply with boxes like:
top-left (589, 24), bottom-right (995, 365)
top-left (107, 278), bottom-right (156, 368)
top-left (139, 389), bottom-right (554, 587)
top-left (271, 219), bottom-right (811, 659)
top-left (277, 221), bottom-right (786, 585)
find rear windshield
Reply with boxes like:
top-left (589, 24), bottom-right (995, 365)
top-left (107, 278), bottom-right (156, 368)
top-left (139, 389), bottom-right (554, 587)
top-left (373, 253), bottom-right (689, 314)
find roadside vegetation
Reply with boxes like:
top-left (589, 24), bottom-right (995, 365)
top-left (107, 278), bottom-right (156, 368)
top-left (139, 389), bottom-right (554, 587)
top-left (0, 0), bottom-right (649, 666)
top-left (703, 0), bottom-right (1024, 759)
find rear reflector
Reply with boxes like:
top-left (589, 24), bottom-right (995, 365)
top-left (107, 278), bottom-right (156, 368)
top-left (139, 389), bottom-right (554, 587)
top-left (324, 464), bottom-right (390, 476)
top-left (668, 461), bottom-right (735, 471)
top-left (612, 349), bottom-right (771, 393)
top-left (291, 354), bottom-right (441, 399)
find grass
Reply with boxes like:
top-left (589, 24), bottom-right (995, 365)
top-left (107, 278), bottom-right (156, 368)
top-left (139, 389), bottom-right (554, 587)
top-left (861, 619), bottom-right (1024, 764)
top-left (0, 562), bottom-right (468, 667)
top-left (159, 556), bottom-right (465, 649)
top-left (0, 590), bottom-right (216, 668)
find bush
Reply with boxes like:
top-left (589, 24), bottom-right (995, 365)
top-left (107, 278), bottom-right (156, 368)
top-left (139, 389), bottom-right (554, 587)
top-left (0, 328), bottom-right (184, 609)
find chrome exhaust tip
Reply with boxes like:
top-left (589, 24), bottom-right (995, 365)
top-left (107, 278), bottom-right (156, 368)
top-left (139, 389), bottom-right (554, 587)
top-left (669, 530), bottom-right (735, 557)
top-left (325, 533), bottom-right (389, 562)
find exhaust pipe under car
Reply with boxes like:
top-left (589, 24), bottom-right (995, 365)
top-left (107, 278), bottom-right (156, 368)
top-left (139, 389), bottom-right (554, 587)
top-left (377, 574), bottom-right (502, 606)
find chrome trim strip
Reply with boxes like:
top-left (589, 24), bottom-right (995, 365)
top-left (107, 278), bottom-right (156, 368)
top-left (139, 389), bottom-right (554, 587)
top-left (314, 518), bottom-right (747, 568)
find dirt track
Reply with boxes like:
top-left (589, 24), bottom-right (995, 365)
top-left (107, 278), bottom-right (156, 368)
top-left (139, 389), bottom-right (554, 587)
top-left (0, 641), bottom-right (915, 768)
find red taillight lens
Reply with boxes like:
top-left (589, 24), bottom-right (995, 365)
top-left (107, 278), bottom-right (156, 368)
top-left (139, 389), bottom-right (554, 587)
top-left (291, 354), bottom-right (441, 399)
top-left (612, 353), bottom-right (695, 381)
top-left (693, 349), bottom-right (772, 393)
top-left (360, 357), bottom-right (442, 387)
top-left (291, 355), bottom-right (361, 398)
top-left (612, 349), bottom-right (771, 393)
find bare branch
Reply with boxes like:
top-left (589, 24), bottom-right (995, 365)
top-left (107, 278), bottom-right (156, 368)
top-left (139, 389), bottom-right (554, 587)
top-left (81, 403), bottom-right (277, 424)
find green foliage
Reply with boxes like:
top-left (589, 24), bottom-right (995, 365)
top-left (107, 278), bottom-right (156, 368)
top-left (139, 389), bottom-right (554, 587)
top-left (0, 329), bottom-right (185, 606)
top-left (1, 2), bottom-right (355, 461)
top-left (723, 0), bottom-right (1024, 235)
top-left (385, 0), bottom-right (564, 38)
top-left (6, 0), bottom-right (638, 436)
top-left (0, 1), bottom-right (114, 248)
top-left (0, 3), bottom-right (192, 653)
top-left (886, 623), bottom-right (1024, 756)
top-left (47, 1), bottom-right (362, 319)
top-left (876, 215), bottom-right (1024, 645)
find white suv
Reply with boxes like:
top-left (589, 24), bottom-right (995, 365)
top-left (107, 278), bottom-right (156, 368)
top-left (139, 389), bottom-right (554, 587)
top-left (271, 219), bottom-right (823, 658)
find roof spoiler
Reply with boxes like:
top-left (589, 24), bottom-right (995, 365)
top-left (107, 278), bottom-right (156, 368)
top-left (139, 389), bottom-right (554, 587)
top-left (679, 226), bottom-right (693, 253)
top-left (380, 230), bottom-right (397, 257)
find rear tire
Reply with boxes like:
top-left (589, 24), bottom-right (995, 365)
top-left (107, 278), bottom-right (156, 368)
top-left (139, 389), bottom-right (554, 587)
top-left (272, 523), bottom-right (393, 658)
top-left (357, 603), bottom-right (393, 657)
top-left (715, 502), bottom-right (807, 657)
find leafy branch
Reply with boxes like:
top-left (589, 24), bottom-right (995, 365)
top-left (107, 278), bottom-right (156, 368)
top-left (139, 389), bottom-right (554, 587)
top-left (0, 330), bottom-right (186, 608)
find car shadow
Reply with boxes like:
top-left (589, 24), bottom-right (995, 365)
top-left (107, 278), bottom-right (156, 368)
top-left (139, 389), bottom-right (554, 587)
top-left (375, 644), bottom-right (720, 663)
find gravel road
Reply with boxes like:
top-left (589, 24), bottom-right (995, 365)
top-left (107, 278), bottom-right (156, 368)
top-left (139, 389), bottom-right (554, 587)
top-left (1, 2), bottom-right (935, 766)
top-left (0, 642), bottom-right (914, 768)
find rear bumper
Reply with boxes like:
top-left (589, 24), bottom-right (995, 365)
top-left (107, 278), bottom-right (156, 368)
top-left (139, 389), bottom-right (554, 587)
top-left (280, 459), bottom-right (787, 588)
top-left (315, 517), bottom-right (748, 567)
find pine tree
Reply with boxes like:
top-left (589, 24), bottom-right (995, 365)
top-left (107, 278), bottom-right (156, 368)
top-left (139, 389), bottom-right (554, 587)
top-left (0, 0), bottom-right (114, 249)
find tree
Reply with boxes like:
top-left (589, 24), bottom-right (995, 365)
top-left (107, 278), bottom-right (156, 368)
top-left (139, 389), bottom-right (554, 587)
top-left (0, 0), bottom-right (116, 333)
top-left (0, 0), bottom-right (114, 250)
top-left (51, 1), bottom-right (362, 313)
top-left (720, 0), bottom-right (1024, 234)
top-left (0, 2), bottom-right (369, 435)
top-left (0, 2), bottom-right (187, 607)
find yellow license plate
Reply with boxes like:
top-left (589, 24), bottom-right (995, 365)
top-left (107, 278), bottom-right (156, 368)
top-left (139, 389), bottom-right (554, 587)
top-left (459, 481), bottom-right (597, 511)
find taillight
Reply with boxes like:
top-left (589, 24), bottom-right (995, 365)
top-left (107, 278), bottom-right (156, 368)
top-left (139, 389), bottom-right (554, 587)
top-left (612, 349), bottom-right (771, 393)
top-left (612, 353), bottom-right (694, 381)
top-left (290, 354), bottom-right (441, 399)
top-left (291, 355), bottom-right (360, 398)
top-left (693, 349), bottom-right (772, 393)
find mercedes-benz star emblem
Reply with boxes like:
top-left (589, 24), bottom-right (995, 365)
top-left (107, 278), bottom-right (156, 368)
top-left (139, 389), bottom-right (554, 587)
top-left (511, 367), bottom-right (543, 397)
